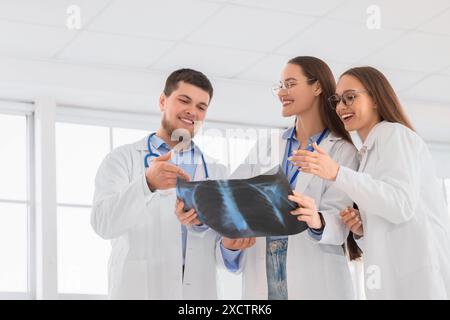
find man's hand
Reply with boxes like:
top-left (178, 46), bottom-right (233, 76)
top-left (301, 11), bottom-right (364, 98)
top-left (175, 199), bottom-right (201, 227)
top-left (222, 237), bottom-right (256, 251)
top-left (145, 151), bottom-right (191, 191)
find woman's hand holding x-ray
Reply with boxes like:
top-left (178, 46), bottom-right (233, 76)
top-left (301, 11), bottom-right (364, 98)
top-left (288, 191), bottom-right (323, 230)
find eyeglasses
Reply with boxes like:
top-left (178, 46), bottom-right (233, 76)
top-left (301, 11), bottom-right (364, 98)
top-left (328, 90), bottom-right (369, 110)
top-left (271, 78), bottom-right (316, 96)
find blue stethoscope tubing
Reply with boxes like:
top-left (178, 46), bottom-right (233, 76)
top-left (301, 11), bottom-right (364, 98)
top-left (286, 127), bottom-right (328, 186)
top-left (144, 132), bottom-right (209, 179)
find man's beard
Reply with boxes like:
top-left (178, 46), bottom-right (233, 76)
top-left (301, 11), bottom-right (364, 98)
top-left (161, 114), bottom-right (196, 149)
top-left (161, 114), bottom-right (176, 138)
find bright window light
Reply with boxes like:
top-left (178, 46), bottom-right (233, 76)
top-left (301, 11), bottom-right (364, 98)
top-left (0, 114), bottom-right (26, 200)
top-left (0, 202), bottom-right (27, 292)
top-left (56, 122), bottom-right (110, 205)
top-left (55, 124), bottom-right (153, 296)
top-left (194, 133), bottom-right (256, 172)
top-left (112, 127), bottom-right (149, 149)
top-left (57, 206), bottom-right (110, 295)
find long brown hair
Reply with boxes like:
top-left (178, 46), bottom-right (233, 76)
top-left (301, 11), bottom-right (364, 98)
top-left (341, 66), bottom-right (414, 131)
top-left (338, 67), bottom-right (415, 260)
top-left (288, 56), bottom-right (362, 260)
top-left (288, 56), bottom-right (352, 143)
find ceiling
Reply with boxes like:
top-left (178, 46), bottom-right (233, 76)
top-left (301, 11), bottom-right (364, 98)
top-left (0, 0), bottom-right (450, 115)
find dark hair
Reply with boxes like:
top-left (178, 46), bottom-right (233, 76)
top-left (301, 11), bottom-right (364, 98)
top-left (163, 68), bottom-right (214, 100)
top-left (347, 203), bottom-right (363, 261)
top-left (288, 56), bottom-right (362, 260)
top-left (341, 66), bottom-right (414, 131)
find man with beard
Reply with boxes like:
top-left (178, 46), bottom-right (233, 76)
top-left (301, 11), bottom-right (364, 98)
top-left (91, 69), bottom-right (254, 299)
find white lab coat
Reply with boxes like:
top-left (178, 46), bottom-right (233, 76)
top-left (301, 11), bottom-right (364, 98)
top-left (334, 121), bottom-right (450, 299)
top-left (91, 135), bottom-right (227, 299)
top-left (218, 129), bottom-right (359, 299)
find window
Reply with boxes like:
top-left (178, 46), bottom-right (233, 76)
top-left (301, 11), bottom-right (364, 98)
top-left (194, 130), bottom-right (257, 173)
top-left (57, 206), bottom-right (109, 294)
top-left (55, 122), bottom-right (148, 296)
top-left (0, 114), bottom-right (28, 294)
top-left (113, 127), bottom-right (149, 149)
top-left (56, 123), bottom-right (110, 206)
top-left (0, 203), bottom-right (27, 293)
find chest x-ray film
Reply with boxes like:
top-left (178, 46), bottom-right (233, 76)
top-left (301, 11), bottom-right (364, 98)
top-left (176, 166), bottom-right (308, 238)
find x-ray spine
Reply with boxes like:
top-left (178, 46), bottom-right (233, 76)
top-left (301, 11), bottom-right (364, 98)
top-left (176, 166), bottom-right (308, 238)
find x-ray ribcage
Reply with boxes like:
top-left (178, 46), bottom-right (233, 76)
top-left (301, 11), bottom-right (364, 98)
top-left (176, 166), bottom-right (309, 238)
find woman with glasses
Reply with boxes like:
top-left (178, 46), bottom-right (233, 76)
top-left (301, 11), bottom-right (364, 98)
top-left (223, 56), bottom-right (361, 299)
top-left (297, 66), bottom-right (450, 299)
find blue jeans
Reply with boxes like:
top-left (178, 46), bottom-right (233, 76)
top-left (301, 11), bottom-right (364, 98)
top-left (266, 238), bottom-right (288, 300)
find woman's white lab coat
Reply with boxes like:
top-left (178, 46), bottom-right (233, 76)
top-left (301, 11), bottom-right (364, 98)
top-left (91, 135), bottom-right (227, 299)
top-left (334, 121), bottom-right (450, 299)
top-left (219, 129), bottom-right (359, 299)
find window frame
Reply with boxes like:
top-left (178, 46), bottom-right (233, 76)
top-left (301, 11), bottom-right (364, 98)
top-left (54, 107), bottom-right (159, 299)
top-left (0, 100), bottom-right (34, 300)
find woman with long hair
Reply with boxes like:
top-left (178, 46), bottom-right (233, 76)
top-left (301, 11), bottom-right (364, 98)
top-left (297, 66), bottom-right (450, 299)
top-left (221, 56), bottom-right (361, 299)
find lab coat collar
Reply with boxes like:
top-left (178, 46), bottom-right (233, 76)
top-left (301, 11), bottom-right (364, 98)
top-left (150, 134), bottom-right (170, 150)
top-left (135, 136), bottom-right (149, 151)
top-left (361, 120), bottom-right (387, 151)
top-left (135, 133), bottom-right (210, 179)
top-left (282, 127), bottom-right (296, 140)
top-left (278, 127), bottom-right (342, 158)
top-left (279, 128), bottom-right (341, 193)
top-left (295, 131), bottom-right (342, 193)
top-left (282, 126), bottom-right (334, 144)
top-left (357, 121), bottom-right (386, 170)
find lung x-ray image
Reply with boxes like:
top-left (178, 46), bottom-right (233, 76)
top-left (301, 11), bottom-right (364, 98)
top-left (176, 166), bottom-right (308, 238)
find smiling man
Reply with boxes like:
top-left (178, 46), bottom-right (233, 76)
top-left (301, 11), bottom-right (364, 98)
top-left (91, 69), bottom-right (252, 299)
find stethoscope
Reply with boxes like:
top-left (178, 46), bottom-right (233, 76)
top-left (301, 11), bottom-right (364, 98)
top-left (286, 127), bottom-right (328, 186)
top-left (144, 132), bottom-right (209, 179)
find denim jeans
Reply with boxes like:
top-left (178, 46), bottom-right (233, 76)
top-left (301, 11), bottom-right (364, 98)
top-left (266, 237), bottom-right (288, 300)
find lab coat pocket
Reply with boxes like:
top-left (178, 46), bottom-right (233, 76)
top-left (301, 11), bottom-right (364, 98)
top-left (387, 225), bottom-right (432, 279)
top-left (320, 245), bottom-right (349, 274)
top-left (114, 260), bottom-right (148, 299)
top-left (319, 244), bottom-right (352, 297)
top-left (319, 244), bottom-right (347, 264)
